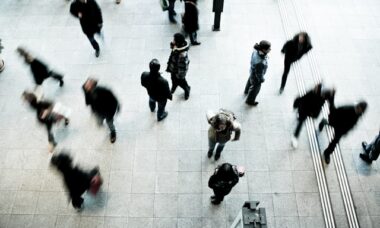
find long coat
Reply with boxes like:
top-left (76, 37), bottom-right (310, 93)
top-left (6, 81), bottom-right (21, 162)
top-left (293, 90), bottom-right (326, 119)
top-left (328, 105), bottom-right (361, 136)
top-left (166, 42), bottom-right (190, 79)
top-left (141, 72), bottom-right (172, 102)
top-left (183, 1), bottom-right (199, 33)
top-left (30, 59), bottom-right (51, 85)
top-left (70, 0), bottom-right (103, 35)
top-left (82, 85), bottom-right (119, 119)
top-left (208, 164), bottom-right (239, 197)
top-left (281, 34), bottom-right (312, 63)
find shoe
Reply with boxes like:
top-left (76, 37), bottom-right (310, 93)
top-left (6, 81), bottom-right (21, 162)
top-left (173, 10), bottom-right (177, 16)
top-left (158, 111), bottom-right (168, 121)
top-left (324, 152), bottom-right (330, 164)
top-left (207, 150), bottom-right (213, 158)
top-left (116, 0), bottom-right (121, 4)
top-left (319, 119), bottom-right (327, 132)
top-left (191, 41), bottom-right (201, 46)
top-left (246, 101), bottom-right (259, 106)
top-left (59, 79), bottom-right (64, 87)
top-left (95, 49), bottom-right (100, 57)
top-left (169, 18), bottom-right (177, 23)
top-left (359, 153), bottom-right (372, 164)
top-left (214, 153), bottom-right (221, 161)
top-left (64, 118), bottom-right (70, 126)
top-left (184, 87), bottom-right (191, 100)
top-left (291, 136), bottom-right (298, 149)
top-left (170, 87), bottom-right (176, 94)
top-left (361, 141), bottom-right (368, 151)
top-left (211, 198), bottom-right (221, 205)
top-left (210, 195), bottom-right (215, 199)
top-left (279, 88), bottom-right (284, 95)
top-left (110, 132), bottom-right (116, 143)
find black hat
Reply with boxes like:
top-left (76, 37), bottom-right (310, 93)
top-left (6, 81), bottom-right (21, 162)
top-left (174, 33), bottom-right (186, 46)
top-left (254, 40), bottom-right (271, 53)
top-left (149, 59), bottom-right (160, 73)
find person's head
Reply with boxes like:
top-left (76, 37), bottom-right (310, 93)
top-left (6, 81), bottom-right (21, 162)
top-left (51, 152), bottom-right (74, 172)
top-left (173, 33), bottom-right (186, 48)
top-left (79, 0), bottom-right (87, 3)
top-left (22, 91), bottom-right (38, 107)
top-left (216, 163), bottom-right (239, 180)
top-left (295, 32), bottom-right (309, 44)
top-left (213, 114), bottom-right (229, 132)
top-left (83, 77), bottom-right (98, 92)
top-left (17, 47), bottom-right (34, 64)
top-left (355, 101), bottom-right (367, 116)
top-left (254, 40), bottom-right (271, 57)
top-left (149, 59), bottom-right (161, 73)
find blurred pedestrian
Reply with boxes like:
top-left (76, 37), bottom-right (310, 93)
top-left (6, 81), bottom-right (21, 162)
top-left (360, 130), bottom-right (380, 164)
top-left (70, 0), bottom-right (103, 57)
top-left (82, 78), bottom-right (120, 143)
top-left (141, 59), bottom-right (172, 121)
top-left (280, 32), bottom-right (312, 94)
top-left (244, 40), bottom-right (271, 106)
top-left (291, 83), bottom-right (335, 148)
top-left (319, 100), bottom-right (367, 164)
top-left (207, 109), bottom-right (241, 160)
top-left (22, 91), bottom-right (70, 152)
top-left (168, 0), bottom-right (182, 23)
top-left (182, 0), bottom-right (200, 45)
top-left (166, 33), bottom-right (191, 100)
top-left (51, 152), bottom-right (103, 210)
top-left (17, 47), bottom-right (64, 88)
top-left (208, 163), bottom-right (245, 205)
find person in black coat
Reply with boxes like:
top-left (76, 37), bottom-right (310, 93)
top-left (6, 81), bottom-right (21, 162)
top-left (22, 91), bottom-right (69, 152)
top-left (319, 100), bottom-right (367, 164)
top-left (291, 83), bottom-right (335, 148)
top-left (141, 59), bottom-right (172, 121)
top-left (51, 152), bottom-right (102, 210)
top-left (360, 130), bottom-right (380, 164)
top-left (82, 78), bottom-right (120, 143)
top-left (208, 163), bottom-right (244, 205)
top-left (280, 32), bottom-right (312, 94)
top-left (70, 0), bottom-right (103, 57)
top-left (17, 47), bottom-right (64, 87)
top-left (182, 0), bottom-right (200, 45)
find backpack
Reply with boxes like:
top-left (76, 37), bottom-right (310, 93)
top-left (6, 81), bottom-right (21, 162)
top-left (218, 109), bottom-right (236, 121)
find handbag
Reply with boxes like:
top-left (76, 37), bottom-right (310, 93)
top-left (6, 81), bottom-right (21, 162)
top-left (160, 0), bottom-right (169, 11)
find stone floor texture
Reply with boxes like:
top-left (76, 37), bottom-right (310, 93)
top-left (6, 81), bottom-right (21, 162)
top-left (0, 0), bottom-right (379, 227)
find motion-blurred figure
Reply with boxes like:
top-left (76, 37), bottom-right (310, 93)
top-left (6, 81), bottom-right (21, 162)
top-left (182, 0), bottom-right (200, 45)
top-left (22, 91), bottom-right (70, 152)
top-left (0, 39), bottom-right (4, 73)
top-left (17, 47), bottom-right (64, 88)
top-left (319, 100), bottom-right (367, 164)
top-left (206, 109), bottom-right (241, 160)
top-left (51, 152), bottom-right (103, 210)
top-left (141, 59), bottom-right (172, 121)
top-left (70, 0), bottom-right (103, 57)
top-left (82, 78), bottom-right (120, 143)
top-left (280, 32), bottom-right (312, 94)
top-left (244, 40), bottom-right (271, 106)
top-left (167, 33), bottom-right (191, 100)
top-left (360, 130), bottom-right (380, 164)
top-left (291, 83), bottom-right (335, 148)
top-left (168, 0), bottom-right (182, 23)
top-left (208, 163), bottom-right (245, 205)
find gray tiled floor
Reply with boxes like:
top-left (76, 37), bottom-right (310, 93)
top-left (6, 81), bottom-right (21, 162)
top-left (0, 0), bottom-right (379, 227)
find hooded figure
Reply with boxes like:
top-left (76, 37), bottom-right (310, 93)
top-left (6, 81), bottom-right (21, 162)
top-left (182, 0), bottom-right (200, 45)
top-left (208, 163), bottom-right (244, 204)
top-left (360, 130), bottom-right (380, 164)
top-left (22, 91), bottom-right (70, 152)
top-left (244, 40), bottom-right (271, 106)
top-left (51, 152), bottom-right (102, 210)
top-left (280, 32), bottom-right (312, 94)
top-left (82, 78), bottom-right (120, 143)
top-left (319, 100), bottom-right (367, 164)
top-left (291, 83), bottom-right (335, 148)
top-left (166, 33), bottom-right (191, 100)
top-left (141, 59), bottom-right (172, 121)
top-left (17, 47), bottom-right (64, 87)
top-left (70, 0), bottom-right (103, 57)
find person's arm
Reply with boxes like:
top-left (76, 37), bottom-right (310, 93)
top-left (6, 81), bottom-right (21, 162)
top-left (93, 0), bottom-right (103, 26)
top-left (45, 122), bottom-right (56, 145)
top-left (164, 80), bottom-right (172, 100)
top-left (255, 63), bottom-right (266, 83)
top-left (231, 121), bottom-right (241, 141)
top-left (281, 41), bottom-right (290, 54)
top-left (206, 110), bottom-right (215, 124)
top-left (82, 85), bottom-right (91, 106)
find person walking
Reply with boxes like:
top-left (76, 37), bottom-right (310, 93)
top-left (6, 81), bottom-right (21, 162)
top-left (207, 109), bottom-right (241, 160)
top-left (168, 0), bottom-right (182, 23)
top-left (244, 40), bottom-right (271, 106)
top-left (182, 0), bottom-right (200, 45)
top-left (50, 152), bottom-right (103, 210)
top-left (141, 59), bottom-right (172, 121)
top-left (17, 47), bottom-right (64, 88)
top-left (360, 130), bottom-right (380, 164)
top-left (279, 32), bottom-right (312, 94)
top-left (22, 91), bottom-right (70, 152)
top-left (208, 163), bottom-right (245, 205)
top-left (319, 100), bottom-right (367, 164)
top-left (82, 78), bottom-right (120, 143)
top-left (70, 0), bottom-right (103, 57)
top-left (291, 83), bottom-right (335, 148)
top-left (166, 33), bottom-right (191, 100)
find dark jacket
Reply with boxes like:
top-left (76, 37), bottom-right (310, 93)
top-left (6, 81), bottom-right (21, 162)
top-left (29, 99), bottom-right (57, 143)
top-left (281, 34), bottom-right (312, 63)
top-left (369, 131), bottom-right (380, 160)
top-left (141, 72), bottom-right (172, 102)
top-left (328, 105), bottom-right (361, 136)
top-left (166, 42), bottom-right (190, 79)
top-left (30, 59), bottom-right (51, 85)
top-left (82, 85), bottom-right (119, 119)
top-left (208, 163), bottom-right (239, 196)
top-left (293, 90), bottom-right (326, 119)
top-left (70, 0), bottom-right (103, 35)
top-left (250, 50), bottom-right (268, 83)
top-left (183, 1), bottom-right (199, 33)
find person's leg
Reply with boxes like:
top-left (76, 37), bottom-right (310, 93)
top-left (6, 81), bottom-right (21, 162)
top-left (246, 79), bottom-right (262, 105)
top-left (72, 196), bottom-right (84, 210)
top-left (157, 100), bottom-right (168, 121)
top-left (168, 0), bottom-right (176, 22)
top-left (318, 118), bottom-right (328, 132)
top-left (280, 59), bottom-right (292, 93)
top-left (244, 77), bottom-right (252, 94)
top-left (48, 71), bottom-right (64, 86)
top-left (190, 32), bottom-right (200, 45)
top-left (208, 132), bottom-right (217, 158)
top-left (211, 190), bottom-right (224, 204)
top-left (171, 74), bottom-right (179, 94)
top-left (149, 97), bottom-right (156, 112)
top-left (86, 33), bottom-right (100, 56)
top-left (105, 118), bottom-right (116, 143)
top-left (178, 78), bottom-right (191, 99)
top-left (294, 115), bottom-right (306, 138)
top-left (214, 143), bottom-right (225, 160)
top-left (324, 133), bottom-right (342, 164)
